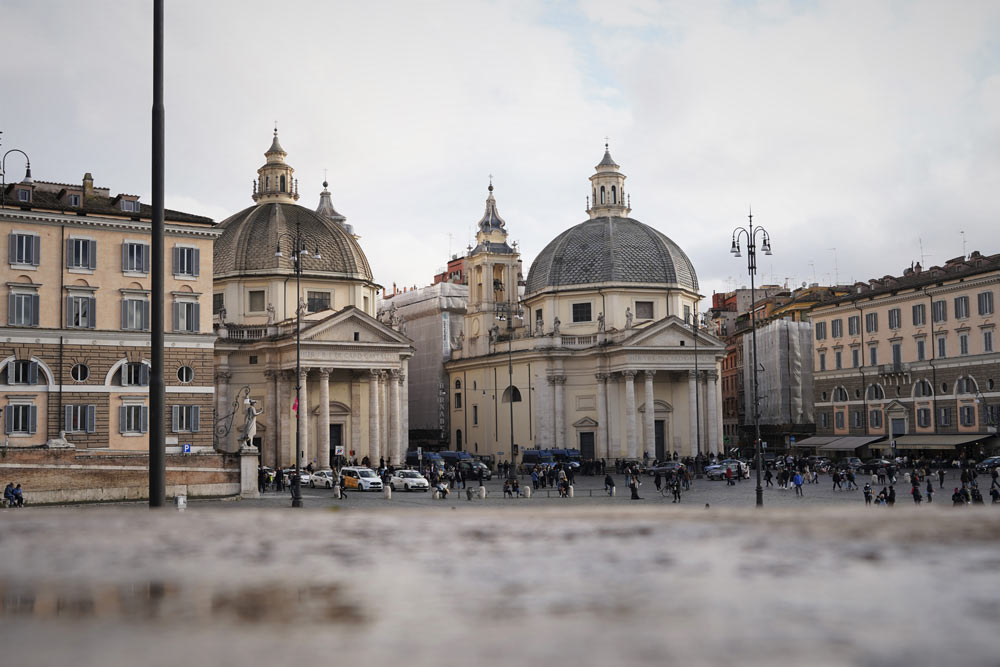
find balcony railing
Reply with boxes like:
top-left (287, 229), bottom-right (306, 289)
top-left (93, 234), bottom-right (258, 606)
top-left (219, 324), bottom-right (270, 341)
top-left (878, 362), bottom-right (908, 375)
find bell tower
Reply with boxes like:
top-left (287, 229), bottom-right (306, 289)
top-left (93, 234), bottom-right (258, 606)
top-left (464, 182), bottom-right (522, 356)
top-left (587, 143), bottom-right (631, 219)
top-left (252, 126), bottom-right (299, 205)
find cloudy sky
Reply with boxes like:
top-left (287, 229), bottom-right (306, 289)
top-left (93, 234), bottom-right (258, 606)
top-left (4, 0), bottom-right (999, 300)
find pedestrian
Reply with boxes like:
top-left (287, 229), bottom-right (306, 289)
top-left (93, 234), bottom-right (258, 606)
top-left (911, 484), bottom-right (922, 504)
top-left (725, 466), bottom-right (733, 486)
top-left (11, 484), bottom-right (24, 507)
top-left (604, 473), bottom-right (615, 496)
top-left (793, 471), bottom-right (804, 496)
top-left (654, 471), bottom-right (662, 492)
top-left (629, 477), bottom-right (642, 500)
top-left (938, 468), bottom-right (945, 489)
top-left (863, 483), bottom-right (873, 505)
top-left (887, 485), bottom-right (896, 507)
top-left (764, 468), bottom-right (773, 487)
top-left (832, 470), bottom-right (842, 491)
top-left (4, 482), bottom-right (16, 507)
top-left (847, 470), bottom-right (857, 490)
top-left (991, 467), bottom-right (999, 490)
top-left (671, 479), bottom-right (682, 503)
top-left (926, 478), bottom-right (934, 503)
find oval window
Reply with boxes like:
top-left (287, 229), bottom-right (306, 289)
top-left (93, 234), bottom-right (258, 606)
top-left (177, 365), bottom-right (194, 383)
top-left (71, 363), bottom-right (90, 382)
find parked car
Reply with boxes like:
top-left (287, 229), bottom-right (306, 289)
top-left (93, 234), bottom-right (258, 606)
top-left (860, 458), bottom-right (893, 474)
top-left (975, 456), bottom-right (1000, 473)
top-left (705, 459), bottom-right (750, 480)
top-left (282, 468), bottom-right (311, 486)
top-left (647, 461), bottom-right (685, 476)
top-left (339, 467), bottom-right (383, 491)
top-left (310, 470), bottom-right (335, 488)
top-left (388, 469), bottom-right (430, 491)
top-left (457, 459), bottom-right (492, 481)
top-left (522, 449), bottom-right (556, 469)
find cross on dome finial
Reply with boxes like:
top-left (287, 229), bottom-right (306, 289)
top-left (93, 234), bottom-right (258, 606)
top-left (488, 174), bottom-right (493, 192)
top-left (274, 121), bottom-right (278, 135)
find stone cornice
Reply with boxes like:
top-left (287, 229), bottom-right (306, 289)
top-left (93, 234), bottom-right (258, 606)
top-left (0, 208), bottom-right (221, 238)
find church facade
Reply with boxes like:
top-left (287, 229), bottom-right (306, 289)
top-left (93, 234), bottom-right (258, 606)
top-left (445, 149), bottom-right (725, 464)
top-left (213, 131), bottom-right (412, 469)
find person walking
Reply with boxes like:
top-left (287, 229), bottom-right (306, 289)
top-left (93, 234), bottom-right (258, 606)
top-left (926, 478), bottom-right (934, 503)
top-left (887, 485), bottom-right (896, 507)
top-left (671, 478), bottom-right (682, 503)
top-left (604, 473), bottom-right (616, 496)
top-left (911, 484), bottom-right (922, 504)
top-left (832, 470), bottom-right (842, 491)
top-left (793, 471), bottom-right (804, 497)
top-left (863, 483), bottom-right (873, 505)
top-left (990, 467), bottom-right (999, 491)
top-left (764, 468), bottom-right (773, 487)
top-left (654, 471), bottom-right (662, 493)
top-left (938, 468), bottom-right (946, 489)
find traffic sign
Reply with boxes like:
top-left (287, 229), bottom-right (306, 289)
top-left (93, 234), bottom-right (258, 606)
top-left (182, 443), bottom-right (191, 453)
top-left (334, 445), bottom-right (345, 456)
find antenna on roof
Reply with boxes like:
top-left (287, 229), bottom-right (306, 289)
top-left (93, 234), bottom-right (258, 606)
top-left (828, 247), bottom-right (839, 285)
top-left (919, 237), bottom-right (931, 266)
top-left (961, 230), bottom-right (967, 259)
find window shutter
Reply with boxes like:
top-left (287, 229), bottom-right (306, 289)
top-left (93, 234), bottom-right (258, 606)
top-left (4, 406), bottom-right (11, 434)
top-left (30, 294), bottom-right (39, 326)
top-left (7, 293), bottom-right (14, 326)
top-left (172, 302), bottom-right (180, 331)
top-left (28, 405), bottom-right (37, 434)
top-left (192, 406), bottom-right (200, 432)
top-left (172, 246), bottom-right (179, 275)
top-left (88, 240), bottom-right (97, 269)
top-left (142, 244), bottom-right (150, 273)
top-left (121, 299), bottom-right (128, 329)
top-left (142, 300), bottom-right (150, 330)
top-left (8, 234), bottom-right (16, 264)
top-left (28, 361), bottom-right (38, 385)
top-left (66, 238), bottom-right (74, 268)
top-left (119, 406), bottom-right (127, 434)
top-left (65, 404), bottom-right (74, 431)
top-left (87, 297), bottom-right (97, 329)
top-left (140, 364), bottom-right (150, 386)
top-left (31, 236), bottom-right (40, 266)
top-left (87, 405), bottom-right (96, 433)
top-left (122, 242), bottom-right (128, 271)
top-left (192, 303), bottom-right (200, 332)
top-left (140, 406), bottom-right (148, 433)
top-left (171, 405), bottom-right (180, 433)
top-left (192, 248), bottom-right (200, 276)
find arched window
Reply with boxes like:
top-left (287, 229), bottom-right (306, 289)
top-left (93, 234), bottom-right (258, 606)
top-left (833, 387), bottom-right (849, 402)
top-left (611, 185), bottom-right (617, 204)
top-left (914, 380), bottom-right (933, 397)
top-left (455, 379), bottom-right (462, 390)
top-left (866, 384), bottom-right (885, 400)
top-left (265, 176), bottom-right (270, 191)
top-left (593, 188), bottom-right (596, 204)
top-left (957, 377), bottom-right (976, 394)
top-left (600, 186), bottom-right (606, 204)
top-left (456, 429), bottom-right (463, 450)
top-left (280, 175), bottom-right (286, 193)
top-left (501, 386), bottom-right (522, 403)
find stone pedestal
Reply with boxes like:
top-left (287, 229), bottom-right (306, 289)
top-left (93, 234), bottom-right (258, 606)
top-left (240, 445), bottom-right (260, 499)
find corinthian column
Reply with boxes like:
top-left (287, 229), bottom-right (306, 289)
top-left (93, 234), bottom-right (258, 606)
top-left (644, 370), bottom-right (656, 460)
top-left (688, 370), bottom-right (698, 458)
top-left (368, 369), bottom-right (381, 463)
top-left (552, 375), bottom-right (567, 449)
top-left (297, 368), bottom-right (309, 468)
top-left (401, 358), bottom-right (409, 455)
top-left (264, 369), bottom-right (277, 467)
top-left (707, 371), bottom-right (719, 456)
top-left (389, 369), bottom-right (401, 465)
top-left (318, 368), bottom-right (331, 469)
top-left (596, 373), bottom-right (609, 459)
top-left (623, 370), bottom-right (637, 459)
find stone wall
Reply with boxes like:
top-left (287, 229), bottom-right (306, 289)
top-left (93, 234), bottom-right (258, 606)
top-left (0, 446), bottom-right (241, 504)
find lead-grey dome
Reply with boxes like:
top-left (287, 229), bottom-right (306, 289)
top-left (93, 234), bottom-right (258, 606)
top-left (525, 216), bottom-right (699, 294)
top-left (214, 202), bottom-right (373, 280)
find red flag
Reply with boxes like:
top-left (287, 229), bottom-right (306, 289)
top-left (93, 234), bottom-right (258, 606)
top-left (292, 396), bottom-right (298, 413)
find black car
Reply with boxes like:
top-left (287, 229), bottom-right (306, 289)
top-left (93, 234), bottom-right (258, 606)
top-left (647, 461), bottom-right (684, 476)
top-left (860, 458), bottom-right (893, 474)
top-left (975, 456), bottom-right (1000, 474)
top-left (457, 459), bottom-right (492, 481)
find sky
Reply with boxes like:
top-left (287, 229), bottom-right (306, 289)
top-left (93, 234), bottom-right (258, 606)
top-left (3, 0), bottom-right (1000, 301)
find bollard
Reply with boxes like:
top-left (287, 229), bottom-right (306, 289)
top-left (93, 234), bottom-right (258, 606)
top-left (333, 485), bottom-right (342, 499)
top-left (610, 486), bottom-right (616, 497)
top-left (174, 494), bottom-right (187, 511)
top-left (383, 486), bottom-right (392, 500)
top-left (568, 485), bottom-right (574, 498)
top-left (466, 487), bottom-right (474, 501)
top-left (478, 486), bottom-right (487, 500)
top-left (523, 486), bottom-right (532, 499)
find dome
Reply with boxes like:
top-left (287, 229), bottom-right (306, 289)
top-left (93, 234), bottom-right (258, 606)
top-left (525, 216), bottom-right (699, 295)
top-left (214, 202), bottom-right (373, 280)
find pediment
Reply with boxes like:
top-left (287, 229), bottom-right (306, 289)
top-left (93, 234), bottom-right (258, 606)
top-left (623, 315), bottom-right (724, 350)
top-left (301, 306), bottom-right (411, 345)
top-left (573, 416), bottom-right (599, 428)
top-left (884, 399), bottom-right (907, 414)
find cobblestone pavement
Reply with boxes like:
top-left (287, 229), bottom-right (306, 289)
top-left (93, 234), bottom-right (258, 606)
top-left (1, 505), bottom-right (999, 667)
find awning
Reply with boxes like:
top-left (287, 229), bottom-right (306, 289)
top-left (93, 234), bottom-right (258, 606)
top-left (793, 437), bottom-right (836, 447)
top-left (890, 434), bottom-right (996, 450)
top-left (817, 436), bottom-right (885, 451)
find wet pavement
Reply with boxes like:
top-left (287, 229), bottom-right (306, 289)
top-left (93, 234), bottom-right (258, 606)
top-left (2, 505), bottom-right (999, 666)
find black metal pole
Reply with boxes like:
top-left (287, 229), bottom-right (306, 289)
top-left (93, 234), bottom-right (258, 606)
top-left (292, 227), bottom-right (303, 507)
top-left (694, 310), bottom-right (701, 460)
top-left (748, 217), bottom-right (763, 508)
top-left (149, 0), bottom-right (166, 507)
top-left (508, 266), bottom-right (516, 480)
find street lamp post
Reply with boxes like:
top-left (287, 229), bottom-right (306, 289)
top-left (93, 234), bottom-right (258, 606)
top-left (0, 146), bottom-right (33, 209)
top-left (692, 308), bottom-right (706, 475)
top-left (276, 221), bottom-right (321, 508)
top-left (731, 209), bottom-right (772, 508)
top-left (495, 266), bottom-right (522, 480)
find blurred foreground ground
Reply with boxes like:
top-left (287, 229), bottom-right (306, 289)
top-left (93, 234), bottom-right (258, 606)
top-left (1, 506), bottom-right (999, 667)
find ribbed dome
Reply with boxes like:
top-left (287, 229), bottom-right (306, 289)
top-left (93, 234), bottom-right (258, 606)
top-left (214, 202), bottom-right (373, 280)
top-left (525, 216), bottom-right (698, 295)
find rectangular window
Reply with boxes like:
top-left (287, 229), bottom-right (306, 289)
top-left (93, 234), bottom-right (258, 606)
top-left (869, 345), bottom-right (878, 366)
top-left (865, 312), bottom-right (878, 333)
top-left (3, 404), bottom-right (37, 435)
top-left (173, 300), bottom-right (200, 333)
top-left (819, 353), bottom-right (826, 371)
top-left (932, 300), bottom-right (947, 323)
top-left (7, 292), bottom-right (40, 326)
top-left (848, 316), bottom-right (860, 336)
top-left (912, 304), bottom-right (926, 326)
top-left (121, 199), bottom-right (139, 212)
top-left (454, 392), bottom-right (462, 409)
top-left (66, 238), bottom-right (97, 270)
top-left (170, 405), bottom-right (201, 433)
top-left (985, 330), bottom-right (994, 353)
top-left (892, 343), bottom-right (902, 365)
top-left (307, 291), bottom-right (331, 312)
top-left (955, 296), bottom-right (969, 320)
top-left (122, 362), bottom-right (150, 387)
top-left (67, 295), bottom-right (97, 329)
top-left (248, 290), bottom-right (265, 313)
top-left (835, 350), bottom-right (842, 369)
top-left (213, 293), bottom-right (224, 315)
top-left (121, 242), bottom-right (150, 273)
top-left (937, 407), bottom-right (951, 427)
top-left (535, 309), bottom-right (543, 331)
top-left (978, 291), bottom-right (994, 316)
top-left (916, 339), bottom-right (926, 361)
top-left (831, 319), bottom-right (843, 338)
top-left (835, 412), bottom-right (845, 429)
top-left (472, 405), bottom-right (478, 425)
top-left (172, 246), bottom-right (200, 277)
top-left (917, 408), bottom-right (931, 428)
top-left (852, 348), bottom-right (860, 368)
top-left (121, 298), bottom-right (150, 331)
top-left (960, 406), bottom-right (975, 427)
top-left (635, 301), bottom-right (654, 320)
top-left (120, 404), bottom-right (149, 434)
top-left (815, 321), bottom-right (827, 340)
top-left (937, 336), bottom-right (947, 359)
top-left (572, 302), bottom-right (592, 323)
top-left (821, 412), bottom-right (829, 428)
top-left (8, 360), bottom-right (38, 385)
top-left (959, 333), bottom-right (969, 356)
top-left (17, 189), bottom-right (30, 203)
top-left (68, 194), bottom-right (81, 207)
top-left (888, 308), bottom-right (901, 330)
top-left (683, 305), bottom-right (691, 324)
top-left (64, 404), bottom-right (97, 433)
top-left (852, 411), bottom-right (863, 428)
top-left (870, 410), bottom-right (883, 428)
top-left (8, 233), bottom-right (40, 266)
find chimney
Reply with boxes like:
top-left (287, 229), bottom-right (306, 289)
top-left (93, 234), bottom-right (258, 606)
top-left (82, 172), bottom-right (94, 199)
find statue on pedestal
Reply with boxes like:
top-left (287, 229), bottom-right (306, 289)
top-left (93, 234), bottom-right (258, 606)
top-left (625, 307), bottom-right (633, 329)
top-left (553, 316), bottom-right (561, 336)
top-left (241, 398), bottom-right (263, 449)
